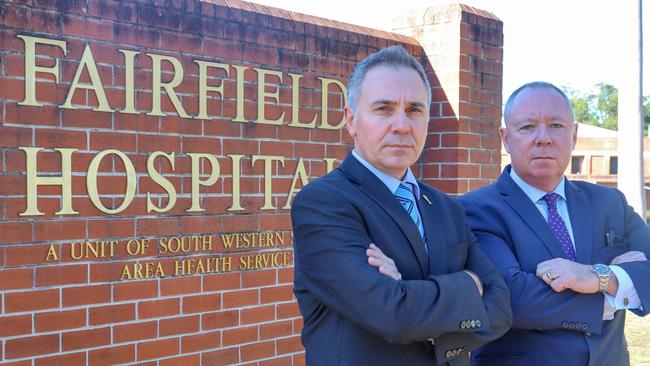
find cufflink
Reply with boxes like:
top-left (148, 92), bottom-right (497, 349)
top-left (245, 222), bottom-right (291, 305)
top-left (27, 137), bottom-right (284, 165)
top-left (470, 320), bottom-right (476, 328)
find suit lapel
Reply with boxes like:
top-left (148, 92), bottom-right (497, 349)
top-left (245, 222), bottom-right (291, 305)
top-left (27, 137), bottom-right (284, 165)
top-left (340, 154), bottom-right (429, 277)
top-left (565, 180), bottom-right (593, 263)
top-left (418, 189), bottom-right (447, 275)
top-left (497, 167), bottom-right (567, 259)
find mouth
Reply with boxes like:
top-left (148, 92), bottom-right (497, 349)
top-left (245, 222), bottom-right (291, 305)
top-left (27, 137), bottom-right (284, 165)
top-left (386, 144), bottom-right (413, 149)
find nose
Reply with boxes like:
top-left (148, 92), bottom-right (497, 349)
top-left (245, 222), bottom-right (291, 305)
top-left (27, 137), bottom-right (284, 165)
top-left (534, 125), bottom-right (552, 145)
top-left (391, 111), bottom-right (411, 134)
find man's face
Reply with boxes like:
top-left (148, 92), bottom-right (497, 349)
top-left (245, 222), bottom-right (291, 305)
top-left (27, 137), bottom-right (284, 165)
top-left (345, 66), bottom-right (429, 179)
top-left (501, 87), bottom-right (577, 191)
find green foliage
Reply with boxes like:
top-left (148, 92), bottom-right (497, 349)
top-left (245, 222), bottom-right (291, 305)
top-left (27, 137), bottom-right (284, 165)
top-left (561, 83), bottom-right (650, 135)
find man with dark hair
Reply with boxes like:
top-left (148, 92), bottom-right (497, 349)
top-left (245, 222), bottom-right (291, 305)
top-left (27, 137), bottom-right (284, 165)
top-left (291, 45), bottom-right (512, 366)
top-left (459, 81), bottom-right (650, 365)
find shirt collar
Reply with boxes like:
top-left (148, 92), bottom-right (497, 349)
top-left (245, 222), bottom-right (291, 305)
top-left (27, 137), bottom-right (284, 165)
top-left (509, 167), bottom-right (566, 203)
top-left (352, 150), bottom-right (421, 199)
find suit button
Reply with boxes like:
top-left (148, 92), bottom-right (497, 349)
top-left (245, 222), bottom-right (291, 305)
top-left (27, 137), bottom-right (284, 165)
top-left (451, 349), bottom-right (458, 357)
top-left (470, 320), bottom-right (476, 328)
top-left (581, 323), bottom-right (588, 330)
top-left (562, 321), bottom-right (568, 329)
top-left (445, 350), bottom-right (452, 358)
top-left (569, 323), bottom-right (575, 329)
top-left (476, 320), bottom-right (481, 327)
top-left (461, 321), bottom-right (467, 329)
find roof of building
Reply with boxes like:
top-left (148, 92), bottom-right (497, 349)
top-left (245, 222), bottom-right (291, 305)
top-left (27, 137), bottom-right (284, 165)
top-left (577, 122), bottom-right (617, 138)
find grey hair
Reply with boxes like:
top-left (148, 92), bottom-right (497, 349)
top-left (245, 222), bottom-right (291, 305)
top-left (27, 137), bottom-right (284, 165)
top-left (347, 45), bottom-right (431, 113)
top-left (503, 81), bottom-right (575, 124)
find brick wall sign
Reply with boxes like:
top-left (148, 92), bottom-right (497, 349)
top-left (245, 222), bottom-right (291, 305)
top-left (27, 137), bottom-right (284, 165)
top-left (0, 0), bottom-right (503, 364)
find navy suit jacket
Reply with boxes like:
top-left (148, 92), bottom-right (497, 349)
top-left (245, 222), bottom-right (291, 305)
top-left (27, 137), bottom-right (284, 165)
top-left (291, 154), bottom-right (512, 366)
top-left (459, 166), bottom-right (650, 366)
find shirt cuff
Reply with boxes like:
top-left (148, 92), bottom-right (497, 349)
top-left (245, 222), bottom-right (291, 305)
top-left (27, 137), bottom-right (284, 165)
top-left (607, 265), bottom-right (641, 310)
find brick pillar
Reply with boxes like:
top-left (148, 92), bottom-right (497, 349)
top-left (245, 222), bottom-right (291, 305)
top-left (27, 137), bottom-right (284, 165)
top-left (392, 4), bottom-right (504, 194)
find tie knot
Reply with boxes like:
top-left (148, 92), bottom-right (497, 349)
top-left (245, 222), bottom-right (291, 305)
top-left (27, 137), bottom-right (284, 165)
top-left (398, 183), bottom-right (413, 194)
top-left (542, 192), bottom-right (561, 206)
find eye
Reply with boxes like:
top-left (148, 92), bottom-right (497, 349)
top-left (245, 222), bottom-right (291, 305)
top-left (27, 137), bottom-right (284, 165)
top-left (407, 106), bottom-right (424, 114)
top-left (550, 123), bottom-right (564, 129)
top-left (375, 105), bottom-right (392, 113)
top-left (520, 124), bottom-right (534, 131)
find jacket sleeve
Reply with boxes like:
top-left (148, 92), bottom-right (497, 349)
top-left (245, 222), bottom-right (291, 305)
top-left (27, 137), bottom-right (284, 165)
top-left (292, 183), bottom-right (498, 345)
top-left (458, 195), bottom-right (605, 335)
top-left (432, 215), bottom-right (513, 364)
top-left (614, 189), bottom-right (650, 316)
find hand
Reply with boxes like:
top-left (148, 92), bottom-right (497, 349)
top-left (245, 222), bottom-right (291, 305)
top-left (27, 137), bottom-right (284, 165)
top-left (366, 243), bottom-right (402, 281)
top-left (463, 270), bottom-right (484, 296)
top-left (610, 250), bottom-right (647, 265)
top-left (536, 258), bottom-right (599, 294)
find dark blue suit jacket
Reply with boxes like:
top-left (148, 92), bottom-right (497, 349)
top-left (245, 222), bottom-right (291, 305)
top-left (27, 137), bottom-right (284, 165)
top-left (459, 166), bottom-right (650, 366)
top-left (291, 154), bottom-right (512, 366)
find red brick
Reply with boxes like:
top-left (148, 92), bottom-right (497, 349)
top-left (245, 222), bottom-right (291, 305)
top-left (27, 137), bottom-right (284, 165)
top-left (182, 293), bottom-right (221, 314)
top-left (202, 309), bottom-right (239, 330)
top-left (202, 271), bottom-right (240, 293)
top-left (89, 344), bottom-right (136, 366)
top-left (0, 315), bottom-right (32, 337)
top-left (223, 325), bottom-right (258, 346)
top-left (261, 284), bottom-right (294, 303)
top-left (4, 244), bottom-right (53, 266)
top-left (0, 268), bottom-right (33, 290)
top-left (89, 303), bottom-right (135, 325)
top-left (36, 264), bottom-right (88, 287)
top-left (35, 309), bottom-right (86, 332)
top-left (139, 298), bottom-right (181, 319)
top-left (62, 284), bottom-right (111, 306)
top-left (137, 217), bottom-right (181, 236)
top-left (34, 128), bottom-right (87, 150)
top-left (90, 131), bottom-right (137, 151)
top-left (159, 354), bottom-right (201, 366)
top-left (242, 268), bottom-right (277, 287)
top-left (35, 352), bottom-right (85, 366)
top-left (114, 280), bottom-right (158, 301)
top-left (0, 222), bottom-right (33, 244)
top-left (241, 305), bottom-right (275, 325)
top-left (5, 289), bottom-right (59, 313)
top-left (241, 340), bottom-right (275, 362)
top-left (0, 126), bottom-right (33, 148)
top-left (261, 320), bottom-right (293, 340)
top-left (34, 220), bottom-right (86, 242)
top-left (160, 276), bottom-right (201, 296)
top-left (277, 302), bottom-right (301, 319)
top-left (159, 315), bottom-right (200, 336)
top-left (62, 14), bottom-right (113, 41)
top-left (62, 327), bottom-right (111, 351)
top-left (114, 321), bottom-right (158, 343)
top-left (137, 337), bottom-right (180, 361)
top-left (277, 335), bottom-right (303, 354)
top-left (5, 102), bottom-right (60, 126)
top-left (5, 334), bottom-right (59, 359)
top-left (88, 219), bottom-right (135, 238)
top-left (260, 356), bottom-right (293, 366)
top-left (203, 347), bottom-right (240, 366)
top-left (181, 330), bottom-right (221, 353)
top-left (223, 288), bottom-right (259, 309)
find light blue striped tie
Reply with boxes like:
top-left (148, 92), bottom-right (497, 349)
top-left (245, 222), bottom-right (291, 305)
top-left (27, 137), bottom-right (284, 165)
top-left (394, 183), bottom-right (426, 244)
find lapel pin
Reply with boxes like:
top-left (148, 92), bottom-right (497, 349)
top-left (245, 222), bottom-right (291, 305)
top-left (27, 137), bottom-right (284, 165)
top-left (422, 195), bottom-right (432, 205)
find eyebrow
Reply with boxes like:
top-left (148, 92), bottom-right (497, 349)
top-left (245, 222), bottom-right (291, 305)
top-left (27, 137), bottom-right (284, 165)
top-left (370, 99), bottom-right (426, 108)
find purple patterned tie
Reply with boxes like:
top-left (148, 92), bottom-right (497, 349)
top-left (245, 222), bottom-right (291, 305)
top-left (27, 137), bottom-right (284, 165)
top-left (542, 193), bottom-right (577, 261)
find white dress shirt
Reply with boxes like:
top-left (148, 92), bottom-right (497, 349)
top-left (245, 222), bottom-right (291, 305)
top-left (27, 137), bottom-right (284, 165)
top-left (509, 168), bottom-right (641, 320)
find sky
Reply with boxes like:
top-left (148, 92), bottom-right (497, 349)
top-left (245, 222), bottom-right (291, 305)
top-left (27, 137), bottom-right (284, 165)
top-left (249, 0), bottom-right (650, 99)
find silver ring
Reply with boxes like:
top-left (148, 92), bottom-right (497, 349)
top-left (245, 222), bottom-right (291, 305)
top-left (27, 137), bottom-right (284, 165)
top-left (545, 271), bottom-right (556, 281)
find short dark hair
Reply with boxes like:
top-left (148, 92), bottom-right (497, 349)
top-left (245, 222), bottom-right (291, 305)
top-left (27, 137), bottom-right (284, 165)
top-left (347, 45), bottom-right (431, 113)
top-left (503, 81), bottom-right (574, 123)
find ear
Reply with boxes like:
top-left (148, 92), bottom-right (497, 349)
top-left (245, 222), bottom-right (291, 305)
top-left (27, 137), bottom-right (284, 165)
top-left (344, 106), bottom-right (356, 138)
top-left (571, 122), bottom-right (578, 150)
top-left (499, 126), bottom-right (510, 153)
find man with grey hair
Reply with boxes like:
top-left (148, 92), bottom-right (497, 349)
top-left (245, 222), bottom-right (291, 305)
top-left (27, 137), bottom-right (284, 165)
top-left (291, 45), bottom-right (512, 365)
top-left (459, 81), bottom-right (650, 365)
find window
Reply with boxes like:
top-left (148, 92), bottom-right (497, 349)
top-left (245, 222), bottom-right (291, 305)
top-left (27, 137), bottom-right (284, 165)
top-left (571, 156), bottom-right (584, 174)
top-left (609, 156), bottom-right (618, 175)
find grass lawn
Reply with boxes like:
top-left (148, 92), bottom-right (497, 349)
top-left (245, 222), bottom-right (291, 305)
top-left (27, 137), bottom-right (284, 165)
top-left (626, 312), bottom-right (650, 365)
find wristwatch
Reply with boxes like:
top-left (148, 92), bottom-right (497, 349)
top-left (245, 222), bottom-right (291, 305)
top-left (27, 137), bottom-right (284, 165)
top-left (591, 264), bottom-right (611, 292)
